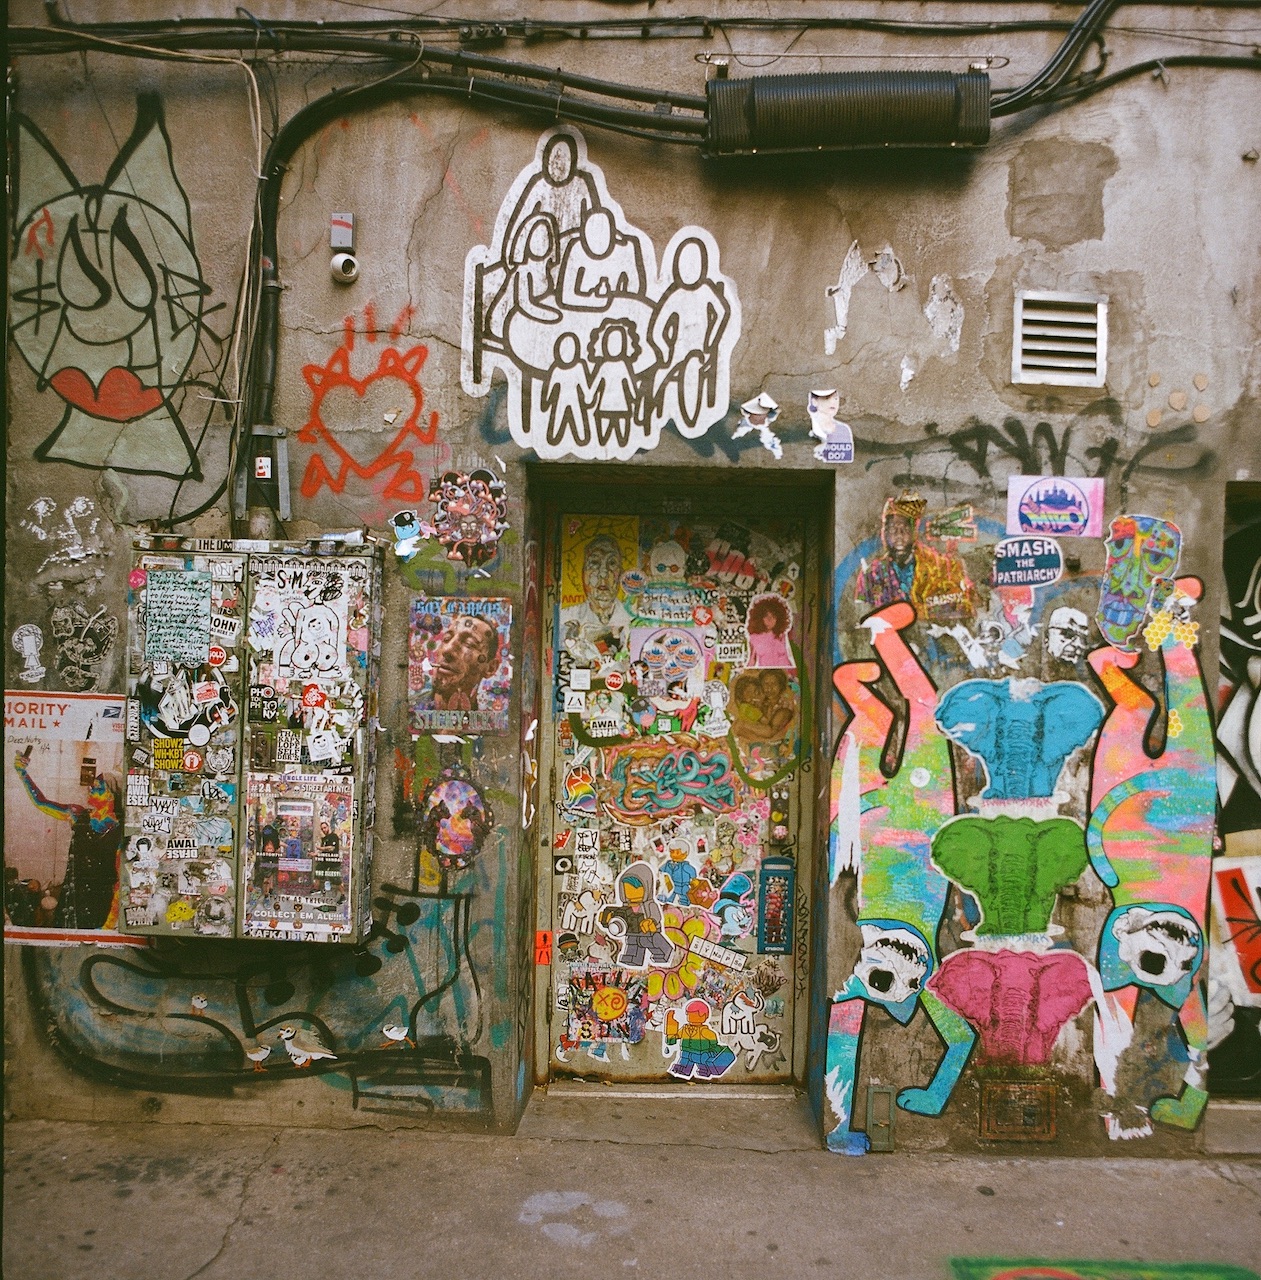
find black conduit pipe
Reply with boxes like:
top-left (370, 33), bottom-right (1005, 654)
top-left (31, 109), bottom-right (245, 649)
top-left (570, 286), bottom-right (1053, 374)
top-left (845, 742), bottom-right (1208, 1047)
top-left (706, 70), bottom-right (991, 156)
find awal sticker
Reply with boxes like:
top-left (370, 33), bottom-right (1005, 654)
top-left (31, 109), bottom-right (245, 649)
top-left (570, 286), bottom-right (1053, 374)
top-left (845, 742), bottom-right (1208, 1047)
top-left (1006, 475), bottom-right (1104, 538)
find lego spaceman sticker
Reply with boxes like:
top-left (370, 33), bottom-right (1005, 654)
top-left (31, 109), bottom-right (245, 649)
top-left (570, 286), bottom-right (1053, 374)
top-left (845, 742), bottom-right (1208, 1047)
top-left (462, 126), bottom-right (741, 461)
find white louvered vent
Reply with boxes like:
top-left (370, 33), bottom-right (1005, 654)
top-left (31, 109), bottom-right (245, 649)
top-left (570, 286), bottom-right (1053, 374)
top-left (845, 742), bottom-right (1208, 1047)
top-left (1012, 290), bottom-right (1108, 388)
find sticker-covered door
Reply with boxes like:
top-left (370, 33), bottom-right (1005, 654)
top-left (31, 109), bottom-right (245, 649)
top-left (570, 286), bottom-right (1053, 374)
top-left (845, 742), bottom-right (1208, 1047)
top-left (544, 514), bottom-right (810, 1081)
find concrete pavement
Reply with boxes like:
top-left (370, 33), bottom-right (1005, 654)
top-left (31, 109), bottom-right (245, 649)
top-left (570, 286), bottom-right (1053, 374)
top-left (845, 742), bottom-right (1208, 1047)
top-left (4, 1097), bottom-right (1260, 1280)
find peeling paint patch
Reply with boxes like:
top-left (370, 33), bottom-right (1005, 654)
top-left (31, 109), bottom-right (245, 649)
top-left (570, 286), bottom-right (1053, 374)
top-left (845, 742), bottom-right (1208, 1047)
top-left (824, 240), bottom-right (869, 356)
top-left (924, 276), bottom-right (964, 353)
top-left (1008, 138), bottom-right (1118, 247)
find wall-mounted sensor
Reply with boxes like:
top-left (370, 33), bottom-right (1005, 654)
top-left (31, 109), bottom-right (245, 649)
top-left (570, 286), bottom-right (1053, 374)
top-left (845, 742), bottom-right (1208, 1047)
top-left (331, 252), bottom-right (360, 283)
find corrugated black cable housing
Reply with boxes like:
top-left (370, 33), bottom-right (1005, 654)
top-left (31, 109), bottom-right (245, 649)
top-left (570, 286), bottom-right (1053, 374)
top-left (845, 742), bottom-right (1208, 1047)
top-left (706, 70), bottom-right (991, 155)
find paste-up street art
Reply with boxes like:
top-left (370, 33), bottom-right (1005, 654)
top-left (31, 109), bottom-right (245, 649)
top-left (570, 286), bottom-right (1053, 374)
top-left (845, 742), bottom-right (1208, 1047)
top-left (936, 678), bottom-right (1104, 807)
top-left (1006, 476), bottom-right (1106, 539)
top-left (21, 495), bottom-right (107, 576)
top-left (731, 392), bottom-right (782, 459)
top-left (11, 626), bottom-right (46, 684)
top-left (809, 389), bottom-right (854, 464)
top-left (463, 127), bottom-right (741, 461)
top-left (826, 602), bottom-right (973, 1154)
top-left (1087, 577), bottom-right (1215, 1137)
top-left (10, 96), bottom-right (212, 479)
top-left (298, 311), bottom-right (438, 502)
top-left (929, 949), bottom-right (1093, 1065)
top-left (48, 602), bottom-right (119, 692)
top-left (854, 492), bottom-right (979, 624)
top-left (546, 512), bottom-right (806, 1085)
top-left (4, 692), bottom-right (128, 942)
top-left (408, 598), bottom-right (512, 734)
top-left (404, 469), bottom-right (509, 570)
top-left (1097, 515), bottom-right (1182, 652)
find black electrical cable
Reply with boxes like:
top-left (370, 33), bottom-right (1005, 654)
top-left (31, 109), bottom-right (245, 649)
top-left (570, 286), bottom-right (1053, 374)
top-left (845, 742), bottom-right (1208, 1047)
top-left (991, 0), bottom-right (1122, 113)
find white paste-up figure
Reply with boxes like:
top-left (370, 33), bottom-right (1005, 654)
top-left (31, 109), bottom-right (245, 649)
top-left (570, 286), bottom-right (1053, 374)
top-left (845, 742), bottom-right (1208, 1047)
top-left (560, 208), bottom-right (644, 309)
top-left (587, 319), bottom-right (640, 450)
top-left (732, 392), bottom-right (782, 459)
top-left (463, 126), bottom-right (740, 462)
top-left (646, 236), bottom-right (732, 432)
top-left (542, 333), bottom-right (594, 449)
top-left (280, 602), bottom-right (342, 679)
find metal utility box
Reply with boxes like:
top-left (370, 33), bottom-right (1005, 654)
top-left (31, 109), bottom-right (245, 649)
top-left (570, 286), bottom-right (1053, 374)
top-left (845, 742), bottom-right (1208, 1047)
top-left (119, 537), bottom-right (380, 943)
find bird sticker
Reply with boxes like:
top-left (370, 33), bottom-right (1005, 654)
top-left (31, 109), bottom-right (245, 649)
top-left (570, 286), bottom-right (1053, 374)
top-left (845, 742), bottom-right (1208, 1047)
top-left (277, 1025), bottom-right (337, 1068)
top-left (189, 993), bottom-right (209, 1014)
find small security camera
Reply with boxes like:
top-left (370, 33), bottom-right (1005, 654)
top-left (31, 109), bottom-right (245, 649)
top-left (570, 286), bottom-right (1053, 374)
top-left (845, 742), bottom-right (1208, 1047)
top-left (330, 252), bottom-right (359, 284)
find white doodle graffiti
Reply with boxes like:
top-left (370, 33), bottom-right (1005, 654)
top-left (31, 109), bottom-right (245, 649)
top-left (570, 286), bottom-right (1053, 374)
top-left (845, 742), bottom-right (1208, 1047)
top-left (11, 625), bottom-right (47, 683)
top-left (21, 496), bottom-right (105, 575)
top-left (463, 127), bottom-right (741, 461)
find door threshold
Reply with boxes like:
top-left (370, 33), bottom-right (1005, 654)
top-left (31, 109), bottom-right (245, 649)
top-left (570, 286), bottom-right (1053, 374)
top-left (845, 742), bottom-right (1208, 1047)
top-left (545, 1080), bottom-right (799, 1101)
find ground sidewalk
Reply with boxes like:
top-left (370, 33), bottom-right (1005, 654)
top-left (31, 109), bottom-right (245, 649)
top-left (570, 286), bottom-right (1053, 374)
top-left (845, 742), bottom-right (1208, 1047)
top-left (4, 1095), bottom-right (1260, 1280)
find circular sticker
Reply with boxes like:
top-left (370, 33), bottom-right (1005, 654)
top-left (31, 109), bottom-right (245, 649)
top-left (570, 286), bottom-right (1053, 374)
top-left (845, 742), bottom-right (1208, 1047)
top-left (302, 684), bottom-right (326, 708)
top-left (604, 671), bottom-right (624, 692)
top-left (591, 986), bottom-right (629, 1021)
top-left (182, 748), bottom-right (204, 772)
top-left (692, 606), bottom-right (713, 626)
top-left (187, 723), bottom-right (211, 747)
top-left (207, 645), bottom-right (227, 668)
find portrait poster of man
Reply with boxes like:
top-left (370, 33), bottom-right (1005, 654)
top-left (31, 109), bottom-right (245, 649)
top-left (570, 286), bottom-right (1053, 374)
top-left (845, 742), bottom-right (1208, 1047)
top-left (408, 597), bottom-right (513, 734)
top-left (4, 690), bottom-right (136, 945)
top-left (558, 515), bottom-right (639, 677)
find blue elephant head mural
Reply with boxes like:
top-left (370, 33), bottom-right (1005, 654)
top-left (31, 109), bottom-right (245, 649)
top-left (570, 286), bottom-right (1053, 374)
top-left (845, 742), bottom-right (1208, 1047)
top-left (935, 677), bottom-right (1105, 801)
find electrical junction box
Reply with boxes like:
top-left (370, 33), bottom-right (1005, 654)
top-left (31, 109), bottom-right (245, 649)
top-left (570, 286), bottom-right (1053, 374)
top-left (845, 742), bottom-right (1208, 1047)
top-left (119, 537), bottom-right (381, 943)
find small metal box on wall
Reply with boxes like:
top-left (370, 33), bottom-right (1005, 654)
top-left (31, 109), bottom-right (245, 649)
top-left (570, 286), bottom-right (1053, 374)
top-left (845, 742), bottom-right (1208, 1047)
top-left (119, 542), bottom-right (248, 937)
top-left (979, 1080), bottom-right (1057, 1142)
top-left (119, 537), bottom-right (380, 943)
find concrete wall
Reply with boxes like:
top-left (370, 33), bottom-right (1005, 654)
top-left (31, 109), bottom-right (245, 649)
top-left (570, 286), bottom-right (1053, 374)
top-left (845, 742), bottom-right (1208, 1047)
top-left (5, 1), bottom-right (1260, 1152)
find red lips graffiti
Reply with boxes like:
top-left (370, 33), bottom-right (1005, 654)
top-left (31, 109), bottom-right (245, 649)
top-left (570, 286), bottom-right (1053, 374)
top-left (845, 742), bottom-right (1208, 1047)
top-left (49, 366), bottom-right (165, 422)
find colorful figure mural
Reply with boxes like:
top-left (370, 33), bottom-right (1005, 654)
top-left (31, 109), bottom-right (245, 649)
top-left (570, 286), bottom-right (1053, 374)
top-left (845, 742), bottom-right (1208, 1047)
top-left (826, 602), bottom-right (973, 1154)
top-left (1088, 577), bottom-right (1215, 1137)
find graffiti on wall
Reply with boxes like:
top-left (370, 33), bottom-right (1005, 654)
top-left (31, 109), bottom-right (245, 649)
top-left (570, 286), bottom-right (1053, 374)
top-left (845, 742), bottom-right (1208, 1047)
top-left (825, 488), bottom-right (1217, 1151)
top-left (10, 96), bottom-right (218, 481)
top-left (298, 309), bottom-right (438, 503)
top-left (463, 127), bottom-right (741, 461)
top-left (1210, 509), bottom-right (1261, 1095)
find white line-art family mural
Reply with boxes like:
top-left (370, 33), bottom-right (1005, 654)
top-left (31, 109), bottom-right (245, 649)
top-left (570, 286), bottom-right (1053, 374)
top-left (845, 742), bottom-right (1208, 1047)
top-left (463, 127), bottom-right (741, 462)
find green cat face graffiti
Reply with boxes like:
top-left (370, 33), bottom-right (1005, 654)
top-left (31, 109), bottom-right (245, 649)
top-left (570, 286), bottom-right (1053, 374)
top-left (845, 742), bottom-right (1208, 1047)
top-left (10, 95), bottom-right (209, 479)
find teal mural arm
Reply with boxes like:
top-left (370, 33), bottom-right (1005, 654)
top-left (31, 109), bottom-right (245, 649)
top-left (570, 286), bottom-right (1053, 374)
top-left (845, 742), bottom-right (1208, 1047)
top-left (1085, 782), bottom-right (1124, 889)
top-left (896, 989), bottom-right (974, 1116)
top-left (823, 994), bottom-right (871, 1156)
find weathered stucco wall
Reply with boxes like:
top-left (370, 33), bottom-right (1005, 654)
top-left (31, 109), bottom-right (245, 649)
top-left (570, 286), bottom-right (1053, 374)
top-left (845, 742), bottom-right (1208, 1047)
top-left (5, 1), bottom-right (1260, 1152)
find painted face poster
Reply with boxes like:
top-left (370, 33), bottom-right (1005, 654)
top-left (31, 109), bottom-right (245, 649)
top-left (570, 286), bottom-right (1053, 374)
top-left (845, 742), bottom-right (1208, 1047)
top-left (4, 691), bottom-right (138, 945)
top-left (241, 773), bottom-right (355, 940)
top-left (408, 598), bottom-right (512, 734)
top-left (1006, 475), bottom-right (1105, 538)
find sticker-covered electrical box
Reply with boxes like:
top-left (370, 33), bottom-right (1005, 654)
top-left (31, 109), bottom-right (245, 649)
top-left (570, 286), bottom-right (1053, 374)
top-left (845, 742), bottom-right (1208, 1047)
top-left (120, 537), bottom-right (380, 943)
top-left (120, 546), bottom-right (246, 937)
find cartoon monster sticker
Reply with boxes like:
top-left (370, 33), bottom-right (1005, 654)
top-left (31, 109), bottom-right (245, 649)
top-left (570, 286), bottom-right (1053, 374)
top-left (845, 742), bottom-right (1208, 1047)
top-left (1096, 515), bottom-right (1182, 653)
top-left (10, 95), bottom-right (211, 479)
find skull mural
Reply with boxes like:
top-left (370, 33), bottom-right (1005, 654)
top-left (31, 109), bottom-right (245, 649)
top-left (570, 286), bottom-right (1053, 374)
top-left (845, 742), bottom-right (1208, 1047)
top-left (853, 924), bottom-right (931, 1005)
top-left (1097, 515), bottom-right (1182, 653)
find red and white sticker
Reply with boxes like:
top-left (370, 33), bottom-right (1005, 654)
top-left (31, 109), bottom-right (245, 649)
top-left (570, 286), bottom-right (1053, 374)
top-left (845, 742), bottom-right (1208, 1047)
top-left (692, 606), bottom-right (713, 626)
top-left (302, 683), bottom-right (327, 708)
top-left (604, 671), bottom-right (624, 691)
top-left (181, 748), bottom-right (204, 772)
top-left (207, 645), bottom-right (227, 668)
